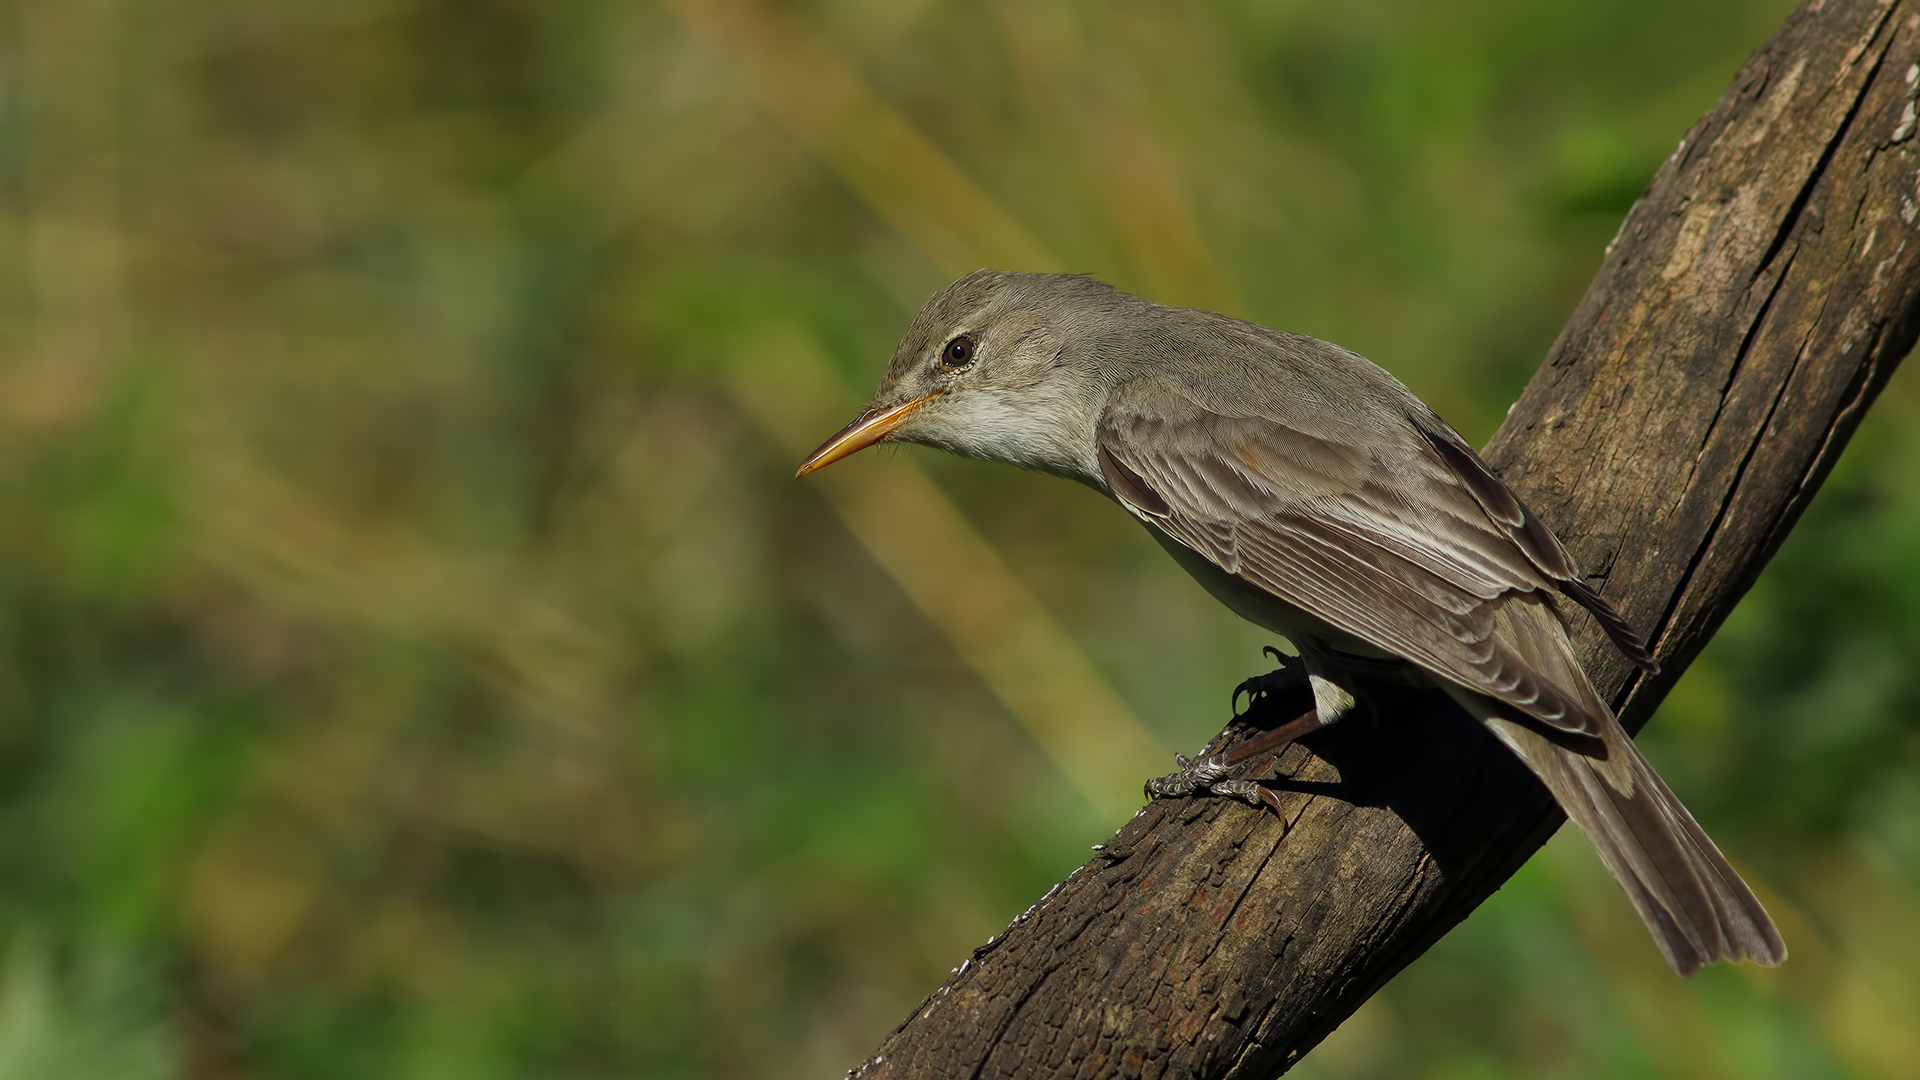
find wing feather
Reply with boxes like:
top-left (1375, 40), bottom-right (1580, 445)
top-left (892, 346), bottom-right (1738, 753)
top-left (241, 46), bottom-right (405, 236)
top-left (1098, 384), bottom-right (1607, 734)
top-left (1412, 419), bottom-right (1659, 672)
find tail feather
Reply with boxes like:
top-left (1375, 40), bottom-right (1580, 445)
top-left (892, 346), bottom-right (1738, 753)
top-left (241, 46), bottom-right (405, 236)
top-left (1481, 712), bottom-right (1786, 974)
top-left (1446, 592), bottom-right (1785, 975)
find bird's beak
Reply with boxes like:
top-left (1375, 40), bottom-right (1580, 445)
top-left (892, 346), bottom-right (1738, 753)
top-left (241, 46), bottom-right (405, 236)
top-left (794, 392), bottom-right (939, 477)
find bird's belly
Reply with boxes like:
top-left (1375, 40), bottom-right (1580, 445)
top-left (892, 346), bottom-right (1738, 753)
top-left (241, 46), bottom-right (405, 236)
top-left (1145, 524), bottom-right (1396, 662)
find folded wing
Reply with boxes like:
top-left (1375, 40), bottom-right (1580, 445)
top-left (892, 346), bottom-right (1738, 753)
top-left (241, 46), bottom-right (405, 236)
top-left (1095, 379), bottom-right (1645, 736)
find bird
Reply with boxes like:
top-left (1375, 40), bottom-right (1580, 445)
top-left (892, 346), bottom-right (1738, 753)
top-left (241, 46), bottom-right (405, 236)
top-left (794, 269), bottom-right (1784, 976)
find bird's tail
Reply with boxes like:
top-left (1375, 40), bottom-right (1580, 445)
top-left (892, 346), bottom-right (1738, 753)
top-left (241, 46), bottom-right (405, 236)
top-left (1478, 708), bottom-right (1786, 974)
top-left (1447, 595), bottom-right (1785, 975)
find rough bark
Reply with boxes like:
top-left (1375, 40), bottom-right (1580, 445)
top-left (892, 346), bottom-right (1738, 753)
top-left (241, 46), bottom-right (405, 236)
top-left (851, 1), bottom-right (1920, 1076)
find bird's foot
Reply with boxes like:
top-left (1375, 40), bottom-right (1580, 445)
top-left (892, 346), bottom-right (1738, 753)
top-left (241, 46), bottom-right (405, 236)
top-left (1233, 646), bottom-right (1308, 717)
top-left (1144, 706), bottom-right (1323, 815)
top-left (1145, 752), bottom-right (1285, 813)
top-left (1144, 751), bottom-right (1234, 799)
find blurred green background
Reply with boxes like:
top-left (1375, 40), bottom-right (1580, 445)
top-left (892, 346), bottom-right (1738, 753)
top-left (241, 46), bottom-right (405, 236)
top-left (2, 0), bottom-right (1919, 1076)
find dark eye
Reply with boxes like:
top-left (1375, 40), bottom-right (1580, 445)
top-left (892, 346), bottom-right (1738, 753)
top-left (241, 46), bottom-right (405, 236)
top-left (941, 335), bottom-right (975, 368)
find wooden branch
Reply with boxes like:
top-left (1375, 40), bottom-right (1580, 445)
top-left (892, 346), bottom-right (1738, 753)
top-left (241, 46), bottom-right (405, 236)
top-left (851, 1), bottom-right (1920, 1076)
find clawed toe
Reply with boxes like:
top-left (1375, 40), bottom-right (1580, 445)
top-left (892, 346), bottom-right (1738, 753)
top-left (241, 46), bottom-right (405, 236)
top-left (1143, 752), bottom-right (1233, 800)
top-left (1143, 754), bottom-right (1284, 813)
top-left (1232, 646), bottom-right (1308, 716)
top-left (1145, 702), bottom-right (1326, 815)
top-left (1206, 778), bottom-right (1287, 813)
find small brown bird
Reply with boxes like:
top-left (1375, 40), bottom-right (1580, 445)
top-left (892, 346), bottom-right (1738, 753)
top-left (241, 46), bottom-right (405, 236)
top-left (796, 270), bottom-right (1784, 976)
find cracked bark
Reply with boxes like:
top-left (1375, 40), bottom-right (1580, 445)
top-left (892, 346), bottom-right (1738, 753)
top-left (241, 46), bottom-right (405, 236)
top-left (851, 1), bottom-right (1920, 1076)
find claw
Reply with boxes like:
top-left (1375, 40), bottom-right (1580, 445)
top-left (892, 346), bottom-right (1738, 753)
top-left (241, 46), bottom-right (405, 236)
top-left (1146, 753), bottom-right (1217, 798)
top-left (1232, 646), bottom-right (1307, 717)
top-left (1208, 779), bottom-right (1278, 810)
top-left (1144, 769), bottom-right (1192, 800)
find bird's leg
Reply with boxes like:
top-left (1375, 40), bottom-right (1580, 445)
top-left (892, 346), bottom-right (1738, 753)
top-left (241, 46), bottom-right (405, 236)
top-left (1147, 648), bottom-right (1366, 814)
top-left (1143, 708), bottom-right (1320, 812)
top-left (1215, 708), bottom-right (1328, 766)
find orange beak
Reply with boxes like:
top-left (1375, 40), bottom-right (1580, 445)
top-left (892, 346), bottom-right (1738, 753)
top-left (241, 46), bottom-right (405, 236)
top-left (794, 392), bottom-right (939, 477)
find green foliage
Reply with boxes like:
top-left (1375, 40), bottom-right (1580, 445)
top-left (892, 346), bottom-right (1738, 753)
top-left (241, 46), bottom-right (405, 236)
top-left (0, 942), bottom-right (175, 1080)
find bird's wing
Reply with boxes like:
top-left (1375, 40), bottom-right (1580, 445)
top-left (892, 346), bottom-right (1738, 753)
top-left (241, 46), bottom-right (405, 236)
top-left (1097, 383), bottom-right (1606, 734)
top-left (1409, 416), bottom-right (1659, 672)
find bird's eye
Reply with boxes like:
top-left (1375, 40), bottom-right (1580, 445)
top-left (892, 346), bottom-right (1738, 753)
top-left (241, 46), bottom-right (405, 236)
top-left (941, 335), bottom-right (975, 368)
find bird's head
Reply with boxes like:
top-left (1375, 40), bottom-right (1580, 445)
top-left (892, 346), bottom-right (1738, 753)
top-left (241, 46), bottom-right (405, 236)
top-left (795, 270), bottom-right (1129, 484)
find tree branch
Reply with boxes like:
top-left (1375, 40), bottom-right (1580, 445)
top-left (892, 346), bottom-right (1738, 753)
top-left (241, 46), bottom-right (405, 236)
top-left (852, 1), bottom-right (1920, 1075)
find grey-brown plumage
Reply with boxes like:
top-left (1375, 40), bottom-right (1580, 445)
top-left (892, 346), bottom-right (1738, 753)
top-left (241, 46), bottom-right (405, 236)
top-left (797, 269), bottom-right (1785, 975)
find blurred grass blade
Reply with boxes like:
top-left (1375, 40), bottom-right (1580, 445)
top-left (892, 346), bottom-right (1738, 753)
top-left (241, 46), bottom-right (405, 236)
top-left (0, 939), bottom-right (176, 1080)
top-left (670, 0), bottom-right (1175, 820)
top-left (733, 327), bottom-right (1169, 824)
top-left (665, 0), bottom-right (1058, 276)
top-left (9, 0), bottom-right (127, 426)
top-left (995, 5), bottom-right (1239, 313)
